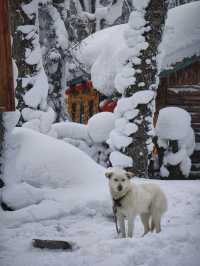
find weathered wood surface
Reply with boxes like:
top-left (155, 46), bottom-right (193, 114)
top-left (32, 239), bottom-right (73, 250)
top-left (0, 0), bottom-right (15, 111)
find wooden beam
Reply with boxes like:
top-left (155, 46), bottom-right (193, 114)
top-left (0, 0), bottom-right (15, 112)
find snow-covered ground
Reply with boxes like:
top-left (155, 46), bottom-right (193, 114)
top-left (0, 127), bottom-right (200, 266)
top-left (1, 179), bottom-right (200, 266)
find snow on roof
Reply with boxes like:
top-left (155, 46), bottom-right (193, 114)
top-left (76, 2), bottom-right (200, 95)
top-left (161, 2), bottom-right (200, 69)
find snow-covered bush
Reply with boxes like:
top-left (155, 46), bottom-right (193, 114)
top-left (51, 112), bottom-right (116, 167)
top-left (155, 107), bottom-right (195, 178)
top-left (87, 112), bottom-right (115, 143)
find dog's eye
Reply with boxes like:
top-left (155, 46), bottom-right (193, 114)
top-left (122, 179), bottom-right (125, 182)
top-left (114, 178), bottom-right (118, 182)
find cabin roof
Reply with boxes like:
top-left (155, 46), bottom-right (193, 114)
top-left (160, 2), bottom-right (200, 70)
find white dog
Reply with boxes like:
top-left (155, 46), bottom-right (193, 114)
top-left (106, 168), bottom-right (167, 238)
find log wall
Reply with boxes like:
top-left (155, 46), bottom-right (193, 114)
top-left (156, 60), bottom-right (200, 178)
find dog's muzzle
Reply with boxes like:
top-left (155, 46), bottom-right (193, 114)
top-left (117, 184), bottom-right (123, 191)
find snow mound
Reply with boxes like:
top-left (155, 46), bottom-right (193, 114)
top-left (52, 121), bottom-right (91, 143)
top-left (161, 2), bottom-right (200, 69)
top-left (87, 112), bottom-right (116, 143)
top-left (4, 128), bottom-right (105, 188)
top-left (2, 183), bottom-right (44, 210)
top-left (110, 151), bottom-right (133, 168)
top-left (155, 107), bottom-right (191, 140)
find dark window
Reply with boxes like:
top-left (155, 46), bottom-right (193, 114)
top-left (88, 100), bottom-right (94, 118)
top-left (80, 101), bottom-right (84, 123)
top-left (72, 102), bottom-right (76, 121)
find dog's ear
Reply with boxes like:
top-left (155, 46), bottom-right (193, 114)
top-left (126, 171), bottom-right (135, 179)
top-left (105, 172), bottom-right (113, 179)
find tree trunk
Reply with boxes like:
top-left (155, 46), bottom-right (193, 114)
top-left (10, 0), bottom-right (37, 125)
top-left (124, 0), bottom-right (168, 177)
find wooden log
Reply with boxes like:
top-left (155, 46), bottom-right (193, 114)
top-left (32, 239), bottom-right (73, 250)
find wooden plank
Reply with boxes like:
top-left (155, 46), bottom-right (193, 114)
top-left (0, 0), bottom-right (15, 112)
top-left (168, 91), bottom-right (200, 97)
top-left (192, 117), bottom-right (200, 124)
top-left (167, 98), bottom-right (200, 105)
top-left (165, 104), bottom-right (200, 113)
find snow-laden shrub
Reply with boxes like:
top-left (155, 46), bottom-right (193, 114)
top-left (155, 107), bottom-right (195, 178)
top-left (87, 112), bottom-right (115, 143)
top-left (50, 112), bottom-right (116, 167)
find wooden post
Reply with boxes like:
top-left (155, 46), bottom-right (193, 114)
top-left (0, 0), bottom-right (15, 189)
top-left (0, 0), bottom-right (15, 112)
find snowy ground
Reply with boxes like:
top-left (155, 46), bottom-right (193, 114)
top-left (1, 179), bottom-right (200, 266)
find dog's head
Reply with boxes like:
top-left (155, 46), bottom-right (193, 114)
top-left (105, 168), bottom-right (134, 194)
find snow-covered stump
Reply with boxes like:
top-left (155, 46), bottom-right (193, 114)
top-left (155, 107), bottom-right (195, 179)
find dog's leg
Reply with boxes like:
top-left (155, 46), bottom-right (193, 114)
top-left (151, 211), bottom-right (161, 233)
top-left (127, 215), bottom-right (135, 238)
top-left (154, 214), bottom-right (161, 233)
top-left (150, 219), bottom-right (155, 232)
top-left (118, 214), bottom-right (126, 238)
top-left (140, 213), bottom-right (150, 236)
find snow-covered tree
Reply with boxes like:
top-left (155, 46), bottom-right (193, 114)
top-left (169, 0), bottom-right (198, 8)
top-left (108, 0), bottom-right (168, 177)
top-left (38, 1), bottom-right (69, 121)
top-left (38, 0), bottom-right (96, 121)
top-left (10, 0), bottom-right (57, 136)
top-left (83, 0), bottom-right (133, 31)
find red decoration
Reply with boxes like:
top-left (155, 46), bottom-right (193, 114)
top-left (65, 80), bottom-right (94, 95)
top-left (100, 100), bottom-right (117, 113)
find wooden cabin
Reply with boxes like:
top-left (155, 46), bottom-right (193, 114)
top-left (156, 56), bottom-right (200, 178)
top-left (0, 0), bottom-right (15, 112)
top-left (66, 77), bottom-right (99, 124)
